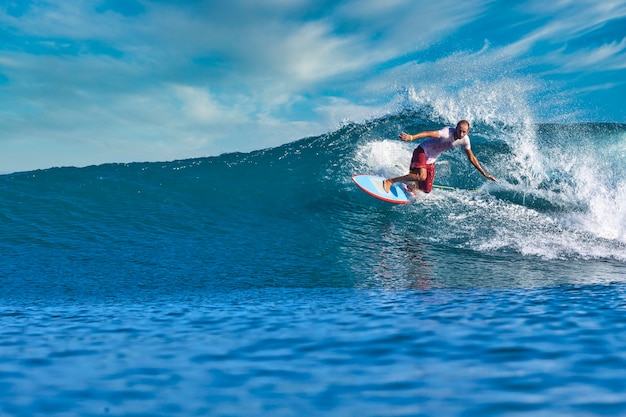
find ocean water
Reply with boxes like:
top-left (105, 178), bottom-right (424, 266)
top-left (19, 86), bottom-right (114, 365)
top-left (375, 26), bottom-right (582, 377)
top-left (1, 111), bottom-right (626, 416)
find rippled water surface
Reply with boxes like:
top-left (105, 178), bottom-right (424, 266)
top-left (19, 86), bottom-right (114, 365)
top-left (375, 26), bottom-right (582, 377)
top-left (3, 284), bottom-right (626, 417)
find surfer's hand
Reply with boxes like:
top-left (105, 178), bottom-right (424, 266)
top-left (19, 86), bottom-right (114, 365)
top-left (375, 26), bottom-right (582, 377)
top-left (399, 132), bottom-right (413, 141)
top-left (485, 174), bottom-right (497, 182)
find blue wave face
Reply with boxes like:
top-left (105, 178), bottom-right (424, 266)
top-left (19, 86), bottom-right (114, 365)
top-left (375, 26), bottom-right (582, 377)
top-left (1, 114), bottom-right (625, 300)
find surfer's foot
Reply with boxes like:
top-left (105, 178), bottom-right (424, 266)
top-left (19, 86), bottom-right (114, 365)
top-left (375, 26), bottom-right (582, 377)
top-left (402, 183), bottom-right (419, 198)
top-left (383, 179), bottom-right (392, 193)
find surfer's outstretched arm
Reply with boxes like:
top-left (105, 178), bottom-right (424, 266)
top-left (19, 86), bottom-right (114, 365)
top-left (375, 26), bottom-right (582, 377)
top-left (399, 130), bottom-right (440, 142)
top-left (465, 149), bottom-right (496, 182)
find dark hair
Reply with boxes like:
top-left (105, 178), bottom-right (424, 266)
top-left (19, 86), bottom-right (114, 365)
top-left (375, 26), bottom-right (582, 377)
top-left (457, 120), bottom-right (470, 129)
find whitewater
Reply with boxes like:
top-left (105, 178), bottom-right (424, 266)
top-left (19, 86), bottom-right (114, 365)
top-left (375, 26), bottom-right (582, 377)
top-left (1, 89), bottom-right (626, 416)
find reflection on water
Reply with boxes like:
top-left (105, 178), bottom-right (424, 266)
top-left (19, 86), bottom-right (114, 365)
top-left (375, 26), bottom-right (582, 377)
top-left (372, 223), bottom-right (433, 290)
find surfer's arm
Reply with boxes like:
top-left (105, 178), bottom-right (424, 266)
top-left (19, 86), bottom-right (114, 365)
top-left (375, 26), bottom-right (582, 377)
top-left (399, 130), bottom-right (440, 142)
top-left (465, 149), bottom-right (497, 182)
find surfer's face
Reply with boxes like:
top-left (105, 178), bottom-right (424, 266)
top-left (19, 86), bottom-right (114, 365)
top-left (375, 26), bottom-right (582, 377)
top-left (455, 124), bottom-right (469, 139)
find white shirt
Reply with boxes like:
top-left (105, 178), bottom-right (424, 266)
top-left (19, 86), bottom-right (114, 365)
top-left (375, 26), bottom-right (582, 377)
top-left (420, 127), bottom-right (471, 164)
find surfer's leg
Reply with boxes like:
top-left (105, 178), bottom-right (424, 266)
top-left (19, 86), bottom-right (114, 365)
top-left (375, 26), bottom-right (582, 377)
top-left (383, 169), bottom-right (425, 193)
top-left (384, 174), bottom-right (416, 193)
top-left (418, 163), bottom-right (435, 193)
top-left (384, 147), bottom-right (428, 193)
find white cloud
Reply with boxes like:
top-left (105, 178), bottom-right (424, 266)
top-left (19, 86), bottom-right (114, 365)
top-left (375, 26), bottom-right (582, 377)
top-left (170, 85), bottom-right (243, 125)
top-left (499, 1), bottom-right (626, 61)
top-left (556, 38), bottom-right (626, 72)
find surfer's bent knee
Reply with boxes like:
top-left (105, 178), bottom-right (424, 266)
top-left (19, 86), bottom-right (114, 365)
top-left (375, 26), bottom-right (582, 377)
top-left (409, 169), bottom-right (427, 182)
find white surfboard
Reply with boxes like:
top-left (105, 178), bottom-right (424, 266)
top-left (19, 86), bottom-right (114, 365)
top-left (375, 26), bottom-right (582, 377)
top-left (352, 175), bottom-right (410, 205)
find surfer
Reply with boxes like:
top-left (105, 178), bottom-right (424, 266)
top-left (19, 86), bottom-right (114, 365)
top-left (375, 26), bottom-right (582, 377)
top-left (383, 120), bottom-right (496, 194)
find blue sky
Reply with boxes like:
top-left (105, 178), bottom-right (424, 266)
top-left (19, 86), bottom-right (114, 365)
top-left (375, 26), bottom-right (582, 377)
top-left (1, 0), bottom-right (625, 173)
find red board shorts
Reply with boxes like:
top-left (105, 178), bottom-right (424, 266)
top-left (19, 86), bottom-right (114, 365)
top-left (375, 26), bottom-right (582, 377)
top-left (410, 146), bottom-right (435, 193)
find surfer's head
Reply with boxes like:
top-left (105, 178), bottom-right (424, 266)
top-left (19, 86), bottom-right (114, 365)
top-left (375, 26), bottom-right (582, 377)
top-left (455, 120), bottom-right (470, 139)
